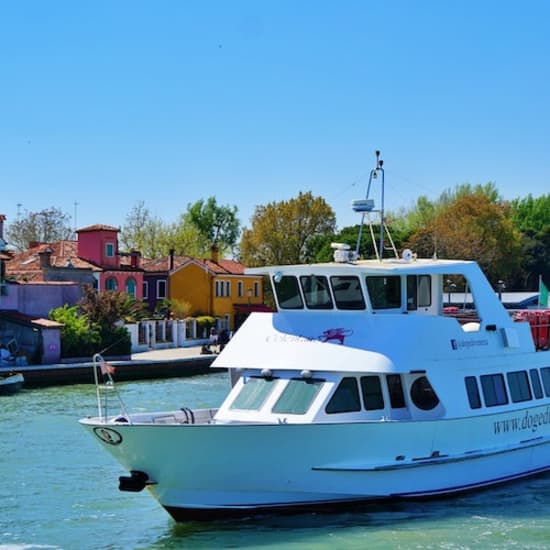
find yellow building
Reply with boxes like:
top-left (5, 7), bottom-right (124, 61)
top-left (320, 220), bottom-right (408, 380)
top-left (142, 247), bottom-right (268, 330)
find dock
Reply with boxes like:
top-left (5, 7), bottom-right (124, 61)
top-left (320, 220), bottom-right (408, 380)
top-left (0, 346), bottom-right (220, 388)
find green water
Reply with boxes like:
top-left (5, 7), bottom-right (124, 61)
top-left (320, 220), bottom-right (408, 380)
top-left (2, 373), bottom-right (549, 549)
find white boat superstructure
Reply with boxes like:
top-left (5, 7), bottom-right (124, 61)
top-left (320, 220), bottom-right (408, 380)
top-left (80, 154), bottom-right (550, 521)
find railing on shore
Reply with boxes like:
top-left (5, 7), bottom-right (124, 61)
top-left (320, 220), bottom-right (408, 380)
top-left (126, 319), bottom-right (225, 353)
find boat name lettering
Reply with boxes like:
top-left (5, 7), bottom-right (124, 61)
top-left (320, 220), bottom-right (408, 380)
top-left (493, 406), bottom-right (550, 435)
top-left (265, 334), bottom-right (316, 344)
top-left (450, 338), bottom-right (488, 350)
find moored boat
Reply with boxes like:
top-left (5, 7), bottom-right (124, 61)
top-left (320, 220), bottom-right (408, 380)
top-left (0, 372), bottom-right (24, 395)
top-left (80, 154), bottom-right (550, 521)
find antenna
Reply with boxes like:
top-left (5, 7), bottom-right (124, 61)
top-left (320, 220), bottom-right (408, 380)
top-left (74, 201), bottom-right (78, 233)
top-left (351, 151), bottom-right (398, 261)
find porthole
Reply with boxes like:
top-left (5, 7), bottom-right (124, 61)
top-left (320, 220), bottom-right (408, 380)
top-left (410, 376), bottom-right (440, 411)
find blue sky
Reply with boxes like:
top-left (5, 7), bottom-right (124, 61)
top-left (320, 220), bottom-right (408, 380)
top-left (1, 1), bottom-right (549, 236)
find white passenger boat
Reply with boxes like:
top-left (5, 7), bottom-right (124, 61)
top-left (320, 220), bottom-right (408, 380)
top-left (80, 154), bottom-right (550, 521)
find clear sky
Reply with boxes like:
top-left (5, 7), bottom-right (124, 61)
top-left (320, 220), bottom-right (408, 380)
top-left (1, 0), bottom-right (549, 236)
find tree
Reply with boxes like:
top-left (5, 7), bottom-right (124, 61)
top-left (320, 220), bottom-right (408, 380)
top-left (509, 194), bottom-right (550, 288)
top-left (49, 304), bottom-right (101, 358)
top-left (239, 192), bottom-right (336, 266)
top-left (183, 197), bottom-right (240, 257)
top-left (78, 286), bottom-right (149, 355)
top-left (6, 207), bottom-right (74, 250)
top-left (120, 201), bottom-right (170, 259)
top-left (405, 192), bottom-right (522, 284)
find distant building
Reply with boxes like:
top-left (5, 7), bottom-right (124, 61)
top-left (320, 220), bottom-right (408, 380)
top-left (142, 245), bottom-right (269, 329)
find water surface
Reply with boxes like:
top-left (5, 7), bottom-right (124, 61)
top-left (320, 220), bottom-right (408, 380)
top-left (1, 373), bottom-right (549, 549)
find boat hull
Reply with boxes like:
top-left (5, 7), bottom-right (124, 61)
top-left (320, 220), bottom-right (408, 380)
top-left (80, 404), bottom-right (550, 520)
top-left (0, 373), bottom-right (24, 395)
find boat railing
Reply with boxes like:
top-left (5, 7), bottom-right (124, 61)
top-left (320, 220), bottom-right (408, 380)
top-left (92, 353), bottom-right (132, 424)
top-left (512, 309), bottom-right (550, 351)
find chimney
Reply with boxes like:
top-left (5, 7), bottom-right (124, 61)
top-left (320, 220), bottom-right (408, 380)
top-left (169, 248), bottom-right (175, 271)
top-left (39, 247), bottom-right (52, 268)
top-left (210, 242), bottom-right (219, 263)
top-left (130, 249), bottom-right (141, 268)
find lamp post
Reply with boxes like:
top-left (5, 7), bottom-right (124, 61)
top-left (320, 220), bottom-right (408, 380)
top-left (497, 280), bottom-right (505, 302)
top-left (446, 279), bottom-right (456, 306)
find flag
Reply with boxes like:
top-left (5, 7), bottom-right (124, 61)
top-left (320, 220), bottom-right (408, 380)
top-left (539, 277), bottom-right (549, 308)
top-left (100, 359), bottom-right (115, 376)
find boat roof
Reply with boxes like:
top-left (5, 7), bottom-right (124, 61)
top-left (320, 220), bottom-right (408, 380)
top-left (246, 258), bottom-right (478, 276)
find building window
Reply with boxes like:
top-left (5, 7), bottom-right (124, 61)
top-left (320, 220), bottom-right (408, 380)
top-left (480, 374), bottom-right (508, 407)
top-left (237, 281), bottom-right (243, 297)
top-left (142, 281), bottom-right (149, 299)
top-left (126, 278), bottom-right (136, 297)
top-left (254, 281), bottom-right (259, 298)
top-left (157, 279), bottom-right (167, 299)
top-left (105, 277), bottom-right (117, 291)
top-left (105, 243), bottom-right (115, 257)
top-left (215, 280), bottom-right (231, 297)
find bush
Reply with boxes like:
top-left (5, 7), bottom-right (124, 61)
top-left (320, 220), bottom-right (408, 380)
top-left (49, 305), bottom-right (101, 358)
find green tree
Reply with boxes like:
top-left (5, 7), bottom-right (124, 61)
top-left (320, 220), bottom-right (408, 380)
top-left (78, 286), bottom-right (149, 355)
top-left (183, 197), bottom-right (240, 256)
top-left (405, 192), bottom-right (522, 284)
top-left (6, 207), bottom-right (74, 251)
top-left (240, 191), bottom-right (336, 266)
top-left (509, 194), bottom-right (550, 288)
top-left (49, 305), bottom-right (101, 358)
top-left (120, 201), bottom-right (169, 259)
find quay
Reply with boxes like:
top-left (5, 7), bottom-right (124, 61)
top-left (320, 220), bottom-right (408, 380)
top-left (0, 346), bottom-right (220, 388)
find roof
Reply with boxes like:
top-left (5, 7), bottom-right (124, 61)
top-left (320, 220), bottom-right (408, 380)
top-left (142, 255), bottom-right (250, 276)
top-left (77, 224), bottom-right (119, 233)
top-left (0, 310), bottom-right (63, 328)
top-left (6, 241), bottom-right (100, 281)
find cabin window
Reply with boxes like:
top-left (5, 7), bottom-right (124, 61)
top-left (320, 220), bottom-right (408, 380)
top-left (530, 368), bottom-right (544, 399)
top-left (540, 367), bottom-right (550, 397)
top-left (407, 275), bottom-right (432, 311)
top-left (386, 374), bottom-right (406, 408)
top-left (325, 377), bottom-right (361, 414)
top-left (330, 276), bottom-right (365, 310)
top-left (272, 378), bottom-right (323, 415)
top-left (300, 275), bottom-right (333, 310)
top-left (360, 376), bottom-right (384, 410)
top-left (366, 276), bottom-right (401, 309)
top-left (230, 377), bottom-right (276, 411)
top-left (410, 376), bottom-right (440, 410)
top-left (464, 376), bottom-right (481, 409)
top-left (480, 374), bottom-right (508, 407)
top-left (507, 371), bottom-right (532, 403)
top-left (274, 276), bottom-right (304, 309)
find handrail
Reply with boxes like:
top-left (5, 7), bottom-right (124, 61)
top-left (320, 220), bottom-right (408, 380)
top-left (92, 353), bottom-right (132, 423)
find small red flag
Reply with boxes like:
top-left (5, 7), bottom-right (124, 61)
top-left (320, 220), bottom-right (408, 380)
top-left (100, 360), bottom-right (115, 375)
